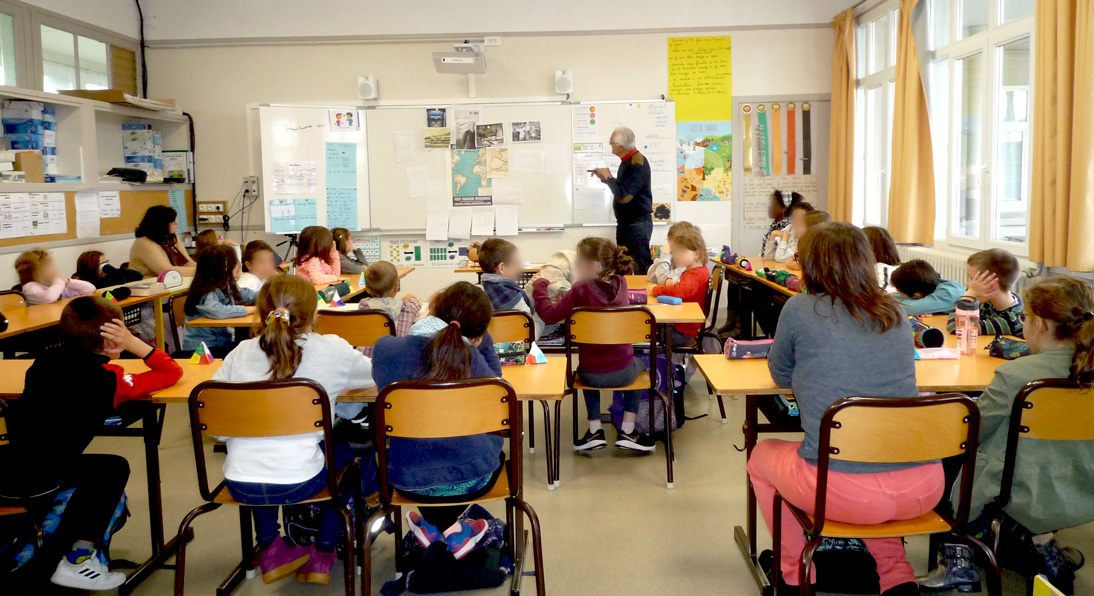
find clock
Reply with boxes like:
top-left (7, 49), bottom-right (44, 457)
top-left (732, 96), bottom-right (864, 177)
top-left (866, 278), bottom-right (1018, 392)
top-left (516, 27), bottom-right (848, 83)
top-left (157, 269), bottom-right (184, 289)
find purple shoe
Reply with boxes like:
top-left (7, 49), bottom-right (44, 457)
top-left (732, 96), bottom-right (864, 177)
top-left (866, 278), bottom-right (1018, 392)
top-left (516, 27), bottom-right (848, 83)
top-left (406, 511), bottom-right (443, 548)
top-left (256, 537), bottom-right (310, 584)
top-left (295, 546), bottom-right (336, 585)
top-left (445, 518), bottom-right (489, 560)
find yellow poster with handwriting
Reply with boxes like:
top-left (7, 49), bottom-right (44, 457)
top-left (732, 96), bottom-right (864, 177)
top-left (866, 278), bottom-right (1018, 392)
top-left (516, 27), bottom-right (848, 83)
top-left (669, 36), bottom-right (732, 201)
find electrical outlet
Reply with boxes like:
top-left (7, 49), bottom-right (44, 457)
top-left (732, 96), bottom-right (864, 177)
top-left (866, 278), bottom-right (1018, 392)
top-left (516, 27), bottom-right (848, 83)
top-left (243, 176), bottom-right (259, 198)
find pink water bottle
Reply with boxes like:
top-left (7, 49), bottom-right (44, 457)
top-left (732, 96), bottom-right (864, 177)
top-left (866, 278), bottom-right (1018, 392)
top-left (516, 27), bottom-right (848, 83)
top-left (954, 297), bottom-right (980, 356)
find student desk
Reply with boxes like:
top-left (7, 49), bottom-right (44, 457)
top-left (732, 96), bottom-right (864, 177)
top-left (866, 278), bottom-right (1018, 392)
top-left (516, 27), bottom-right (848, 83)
top-left (693, 313), bottom-right (1008, 596)
top-left (185, 267), bottom-right (414, 329)
top-left (0, 290), bottom-right (172, 352)
top-left (717, 257), bottom-right (797, 339)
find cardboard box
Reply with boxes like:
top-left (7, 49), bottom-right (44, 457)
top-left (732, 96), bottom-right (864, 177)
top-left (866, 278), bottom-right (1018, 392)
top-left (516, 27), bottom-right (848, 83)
top-left (13, 152), bottom-right (43, 182)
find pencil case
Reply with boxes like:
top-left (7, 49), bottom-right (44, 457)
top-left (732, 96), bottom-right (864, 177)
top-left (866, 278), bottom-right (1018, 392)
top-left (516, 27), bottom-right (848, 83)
top-left (724, 338), bottom-right (774, 359)
top-left (656, 295), bottom-right (682, 305)
top-left (627, 290), bottom-right (647, 304)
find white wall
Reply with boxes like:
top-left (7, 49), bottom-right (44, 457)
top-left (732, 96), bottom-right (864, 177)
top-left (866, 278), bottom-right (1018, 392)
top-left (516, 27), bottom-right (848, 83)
top-left (145, 27), bottom-right (832, 298)
top-left (22, 0), bottom-right (140, 39)
top-left (140, 0), bottom-right (850, 41)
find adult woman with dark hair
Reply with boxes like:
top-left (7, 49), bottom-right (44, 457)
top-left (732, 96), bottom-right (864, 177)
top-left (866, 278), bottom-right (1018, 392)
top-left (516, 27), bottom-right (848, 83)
top-left (747, 222), bottom-right (936, 596)
top-left (129, 205), bottom-right (196, 277)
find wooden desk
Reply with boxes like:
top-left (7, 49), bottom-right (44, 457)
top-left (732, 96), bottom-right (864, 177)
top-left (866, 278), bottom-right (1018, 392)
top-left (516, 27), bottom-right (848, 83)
top-left (0, 290), bottom-right (171, 352)
top-left (456, 264), bottom-right (541, 288)
top-left (719, 257), bottom-right (798, 298)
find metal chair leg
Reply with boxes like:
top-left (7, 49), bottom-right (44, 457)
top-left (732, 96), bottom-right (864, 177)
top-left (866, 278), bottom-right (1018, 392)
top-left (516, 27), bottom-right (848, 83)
top-left (359, 505), bottom-right (391, 596)
top-left (173, 502), bottom-right (221, 596)
top-left (659, 391), bottom-right (675, 489)
top-left (798, 537), bottom-right (823, 596)
top-left (337, 504), bottom-right (355, 596)
top-left (958, 533), bottom-right (1003, 596)
top-left (513, 498), bottom-right (546, 596)
top-left (527, 401), bottom-right (536, 454)
top-left (772, 492), bottom-right (783, 590)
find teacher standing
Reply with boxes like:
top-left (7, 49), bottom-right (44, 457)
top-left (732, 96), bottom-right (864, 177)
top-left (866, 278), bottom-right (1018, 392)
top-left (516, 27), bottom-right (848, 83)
top-left (595, 127), bottom-right (653, 274)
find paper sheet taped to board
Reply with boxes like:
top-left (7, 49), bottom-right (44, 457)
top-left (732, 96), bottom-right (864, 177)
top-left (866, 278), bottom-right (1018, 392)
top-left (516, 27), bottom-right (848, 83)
top-left (743, 174), bottom-right (818, 229)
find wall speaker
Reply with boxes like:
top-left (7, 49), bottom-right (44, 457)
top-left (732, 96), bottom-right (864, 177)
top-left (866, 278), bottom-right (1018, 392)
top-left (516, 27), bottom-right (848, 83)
top-left (357, 74), bottom-right (378, 100)
top-left (555, 69), bottom-right (573, 95)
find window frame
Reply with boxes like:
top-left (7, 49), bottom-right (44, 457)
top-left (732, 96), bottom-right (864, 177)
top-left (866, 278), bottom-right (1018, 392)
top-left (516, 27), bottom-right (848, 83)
top-left (853, 0), bottom-right (900, 229)
top-left (30, 10), bottom-right (138, 94)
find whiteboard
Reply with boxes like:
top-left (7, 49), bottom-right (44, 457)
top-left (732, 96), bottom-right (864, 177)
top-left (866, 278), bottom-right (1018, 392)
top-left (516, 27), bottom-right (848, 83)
top-left (258, 105), bottom-right (371, 234)
top-left (571, 100), bottom-right (676, 225)
top-left (367, 102), bottom-right (574, 231)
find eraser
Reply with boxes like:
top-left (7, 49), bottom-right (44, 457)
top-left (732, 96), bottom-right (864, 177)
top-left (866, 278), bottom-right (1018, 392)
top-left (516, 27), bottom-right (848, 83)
top-left (656, 295), bottom-right (683, 305)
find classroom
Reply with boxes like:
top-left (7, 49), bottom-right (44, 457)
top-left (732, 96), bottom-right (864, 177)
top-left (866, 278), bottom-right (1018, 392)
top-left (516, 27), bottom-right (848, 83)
top-left (0, 0), bottom-right (1091, 595)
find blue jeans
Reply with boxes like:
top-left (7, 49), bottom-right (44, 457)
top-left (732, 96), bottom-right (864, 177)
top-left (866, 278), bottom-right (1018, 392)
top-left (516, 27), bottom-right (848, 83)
top-left (225, 442), bottom-right (374, 549)
top-left (578, 358), bottom-right (647, 420)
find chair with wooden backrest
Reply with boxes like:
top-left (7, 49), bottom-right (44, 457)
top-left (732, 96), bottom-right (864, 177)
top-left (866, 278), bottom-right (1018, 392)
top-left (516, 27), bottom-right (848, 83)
top-left (167, 292), bottom-right (188, 356)
top-left (359, 378), bottom-right (545, 595)
top-left (673, 263), bottom-right (729, 422)
top-left (771, 394), bottom-right (1001, 596)
top-left (314, 309), bottom-right (395, 349)
top-left (564, 305), bottom-right (676, 489)
top-left (0, 401), bottom-right (39, 542)
top-left (988, 379), bottom-right (1094, 557)
top-left (0, 291), bottom-right (26, 358)
top-left (172, 380), bottom-right (356, 596)
top-left (488, 310), bottom-right (549, 460)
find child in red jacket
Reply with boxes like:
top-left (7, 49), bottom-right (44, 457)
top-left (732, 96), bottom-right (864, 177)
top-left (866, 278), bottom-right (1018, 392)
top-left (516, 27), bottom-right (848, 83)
top-left (650, 227), bottom-right (710, 347)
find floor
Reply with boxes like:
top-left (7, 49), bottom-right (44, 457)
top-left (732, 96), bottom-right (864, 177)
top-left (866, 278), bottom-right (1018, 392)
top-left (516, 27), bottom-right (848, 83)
top-left (39, 371), bottom-right (1094, 595)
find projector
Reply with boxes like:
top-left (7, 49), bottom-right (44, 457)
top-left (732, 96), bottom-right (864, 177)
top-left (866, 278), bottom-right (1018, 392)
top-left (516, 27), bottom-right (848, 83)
top-left (434, 42), bottom-right (487, 74)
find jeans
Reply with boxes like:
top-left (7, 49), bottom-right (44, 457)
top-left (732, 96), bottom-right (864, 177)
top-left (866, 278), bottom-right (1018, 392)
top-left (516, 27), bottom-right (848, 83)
top-left (578, 358), bottom-right (647, 420)
top-left (616, 218), bottom-right (653, 274)
top-left (746, 439), bottom-right (945, 592)
top-left (225, 442), bottom-right (360, 550)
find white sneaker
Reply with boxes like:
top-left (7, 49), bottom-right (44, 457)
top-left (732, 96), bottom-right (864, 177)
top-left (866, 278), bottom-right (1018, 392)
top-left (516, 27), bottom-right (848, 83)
top-left (50, 552), bottom-right (126, 591)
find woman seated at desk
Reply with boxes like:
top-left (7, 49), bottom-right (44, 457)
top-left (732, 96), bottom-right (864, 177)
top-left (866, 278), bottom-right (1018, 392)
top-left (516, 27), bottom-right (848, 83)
top-left (129, 205), bottom-right (196, 278)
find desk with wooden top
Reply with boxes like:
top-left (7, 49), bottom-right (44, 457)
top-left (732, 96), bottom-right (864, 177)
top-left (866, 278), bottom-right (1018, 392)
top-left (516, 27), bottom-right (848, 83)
top-left (693, 313), bottom-right (1007, 595)
top-left (717, 256), bottom-right (797, 339)
top-left (456, 263), bottom-right (542, 287)
top-left (0, 289), bottom-right (172, 352)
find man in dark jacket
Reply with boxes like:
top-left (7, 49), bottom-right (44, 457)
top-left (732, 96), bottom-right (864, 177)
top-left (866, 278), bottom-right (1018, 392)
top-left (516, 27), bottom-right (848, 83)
top-left (595, 126), bottom-right (654, 273)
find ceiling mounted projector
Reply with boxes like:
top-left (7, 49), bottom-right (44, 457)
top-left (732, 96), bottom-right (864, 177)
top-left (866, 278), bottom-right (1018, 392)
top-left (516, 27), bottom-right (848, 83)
top-left (434, 42), bottom-right (487, 74)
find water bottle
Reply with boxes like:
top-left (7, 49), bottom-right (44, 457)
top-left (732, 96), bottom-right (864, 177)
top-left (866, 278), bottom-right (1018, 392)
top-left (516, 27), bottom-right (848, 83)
top-left (954, 297), bottom-right (980, 356)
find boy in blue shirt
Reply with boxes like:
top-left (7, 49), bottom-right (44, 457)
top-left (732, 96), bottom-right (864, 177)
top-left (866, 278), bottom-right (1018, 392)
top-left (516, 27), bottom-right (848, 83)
top-left (891, 260), bottom-right (965, 316)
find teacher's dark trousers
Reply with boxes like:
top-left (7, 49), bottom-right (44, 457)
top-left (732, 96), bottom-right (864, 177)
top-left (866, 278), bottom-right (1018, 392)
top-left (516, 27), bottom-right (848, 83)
top-left (616, 218), bottom-right (653, 274)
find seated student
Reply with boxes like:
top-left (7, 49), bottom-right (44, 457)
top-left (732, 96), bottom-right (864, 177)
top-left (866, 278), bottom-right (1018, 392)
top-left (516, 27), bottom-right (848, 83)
top-left (182, 245), bottom-right (256, 355)
top-left (923, 276), bottom-right (1094, 593)
top-left (371, 282), bottom-right (502, 559)
top-left (358, 261), bottom-right (421, 357)
top-left (533, 237), bottom-right (655, 452)
top-left (331, 228), bottom-right (368, 275)
top-left (648, 221), bottom-right (697, 284)
top-left (294, 226), bottom-right (342, 285)
top-left (946, 248), bottom-right (1024, 337)
top-left (864, 226), bottom-right (901, 293)
top-left (477, 237), bottom-right (545, 338)
top-left (769, 201), bottom-right (815, 263)
top-left (890, 260), bottom-right (964, 316)
top-left (785, 210), bottom-right (832, 271)
top-left (238, 240), bottom-right (278, 294)
top-left (0, 296), bottom-right (182, 591)
top-left (762, 190), bottom-right (804, 259)
top-left (194, 229), bottom-right (241, 260)
top-left (749, 223), bottom-right (933, 596)
top-left (16, 249), bottom-right (95, 306)
top-left (650, 227), bottom-right (711, 347)
top-left (72, 251), bottom-right (143, 289)
top-left (212, 275), bottom-right (374, 584)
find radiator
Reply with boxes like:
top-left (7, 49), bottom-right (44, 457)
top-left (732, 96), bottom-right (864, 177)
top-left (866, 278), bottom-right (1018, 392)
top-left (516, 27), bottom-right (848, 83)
top-left (897, 246), bottom-right (970, 286)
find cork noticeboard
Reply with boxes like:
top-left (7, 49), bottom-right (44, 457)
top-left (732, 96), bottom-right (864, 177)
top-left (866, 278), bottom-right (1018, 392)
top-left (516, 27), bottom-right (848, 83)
top-left (0, 189), bottom-right (192, 249)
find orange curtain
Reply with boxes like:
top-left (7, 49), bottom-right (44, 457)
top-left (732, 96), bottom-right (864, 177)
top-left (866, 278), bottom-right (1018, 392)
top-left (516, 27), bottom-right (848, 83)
top-left (1031, 0), bottom-right (1094, 271)
top-left (828, 8), bottom-right (856, 223)
top-left (887, 0), bottom-right (935, 244)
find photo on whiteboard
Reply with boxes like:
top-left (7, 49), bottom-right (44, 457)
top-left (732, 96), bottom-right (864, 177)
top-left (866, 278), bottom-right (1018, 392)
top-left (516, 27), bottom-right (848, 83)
top-left (675, 120), bottom-right (732, 201)
top-left (653, 203), bottom-right (672, 222)
top-left (328, 109), bottom-right (358, 130)
top-left (424, 127), bottom-right (451, 149)
top-left (426, 107), bottom-right (447, 128)
top-left (453, 121), bottom-right (476, 149)
top-left (511, 121), bottom-right (541, 143)
top-left (476, 123), bottom-right (505, 148)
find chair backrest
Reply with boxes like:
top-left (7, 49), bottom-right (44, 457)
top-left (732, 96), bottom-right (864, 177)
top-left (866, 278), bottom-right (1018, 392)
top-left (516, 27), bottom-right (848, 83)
top-left (0, 401), bottom-right (9, 446)
top-left (700, 264), bottom-right (726, 334)
top-left (0, 290), bottom-right (26, 311)
top-left (488, 310), bottom-right (534, 347)
top-left (187, 379), bottom-right (336, 501)
top-left (566, 306), bottom-right (655, 346)
top-left (168, 292), bottom-right (188, 353)
top-left (996, 379), bottom-right (1094, 510)
top-left (375, 378), bottom-right (521, 502)
top-left (315, 309), bottom-right (395, 348)
top-left (813, 394), bottom-right (979, 529)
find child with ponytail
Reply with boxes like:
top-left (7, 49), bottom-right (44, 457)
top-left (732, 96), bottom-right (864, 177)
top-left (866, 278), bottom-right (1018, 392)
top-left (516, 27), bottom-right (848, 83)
top-left (533, 237), bottom-right (655, 453)
top-left (923, 276), bottom-right (1094, 593)
top-left (371, 282), bottom-right (503, 560)
top-left (211, 275), bottom-right (375, 585)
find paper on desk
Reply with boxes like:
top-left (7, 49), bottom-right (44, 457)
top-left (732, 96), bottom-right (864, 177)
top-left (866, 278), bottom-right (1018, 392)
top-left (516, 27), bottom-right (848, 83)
top-left (470, 206), bottom-right (494, 236)
top-left (448, 208), bottom-right (473, 240)
top-left (406, 165), bottom-right (430, 198)
top-left (74, 189), bottom-right (100, 238)
top-left (495, 205), bottom-right (519, 236)
top-left (491, 179), bottom-right (523, 205)
top-left (915, 348), bottom-right (961, 360)
top-left (426, 210), bottom-right (449, 241)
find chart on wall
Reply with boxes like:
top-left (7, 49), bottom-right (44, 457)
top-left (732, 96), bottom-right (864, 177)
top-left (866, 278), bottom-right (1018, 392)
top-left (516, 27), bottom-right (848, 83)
top-left (668, 36), bottom-right (733, 202)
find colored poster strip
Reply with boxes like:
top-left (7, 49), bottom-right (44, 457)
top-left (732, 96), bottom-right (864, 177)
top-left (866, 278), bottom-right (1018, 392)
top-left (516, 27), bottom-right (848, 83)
top-left (770, 104), bottom-right (783, 175)
top-left (786, 103), bottom-right (797, 175)
top-left (757, 106), bottom-right (771, 177)
top-left (802, 102), bottom-right (812, 176)
top-left (742, 105), bottom-right (753, 176)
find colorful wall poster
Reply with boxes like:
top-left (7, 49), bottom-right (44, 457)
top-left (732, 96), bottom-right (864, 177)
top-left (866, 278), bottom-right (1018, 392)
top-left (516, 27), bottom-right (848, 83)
top-left (668, 36), bottom-right (732, 201)
top-left (385, 237), bottom-right (425, 267)
top-left (350, 233), bottom-right (382, 263)
top-left (328, 109), bottom-right (358, 130)
top-left (428, 240), bottom-right (465, 267)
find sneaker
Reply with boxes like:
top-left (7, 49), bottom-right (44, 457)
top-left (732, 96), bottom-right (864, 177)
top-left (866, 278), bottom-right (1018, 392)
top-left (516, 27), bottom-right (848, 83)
top-left (573, 428), bottom-right (607, 451)
top-left (445, 518), bottom-right (489, 560)
top-left (50, 553), bottom-right (126, 591)
top-left (917, 543), bottom-right (980, 592)
top-left (255, 537), bottom-right (310, 584)
top-left (406, 511), bottom-right (443, 548)
top-left (295, 546), bottom-right (336, 585)
top-left (615, 430), bottom-right (656, 452)
top-left (1034, 538), bottom-right (1076, 594)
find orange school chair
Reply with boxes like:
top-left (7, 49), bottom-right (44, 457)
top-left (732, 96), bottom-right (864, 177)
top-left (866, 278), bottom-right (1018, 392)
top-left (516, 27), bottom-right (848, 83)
top-left (564, 306), bottom-right (675, 489)
top-left (315, 309), bottom-right (395, 348)
top-left (359, 378), bottom-right (546, 595)
top-left (770, 394), bottom-right (1001, 596)
top-left (172, 380), bottom-right (357, 596)
top-left (488, 310), bottom-right (549, 455)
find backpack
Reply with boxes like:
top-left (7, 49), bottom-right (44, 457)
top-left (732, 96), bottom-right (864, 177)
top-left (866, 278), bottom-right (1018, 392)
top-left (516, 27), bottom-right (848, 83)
top-left (608, 353), bottom-right (685, 434)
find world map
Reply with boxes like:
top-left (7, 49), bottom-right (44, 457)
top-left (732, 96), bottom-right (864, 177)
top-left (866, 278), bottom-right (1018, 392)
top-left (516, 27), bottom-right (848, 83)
top-left (452, 148), bottom-right (508, 197)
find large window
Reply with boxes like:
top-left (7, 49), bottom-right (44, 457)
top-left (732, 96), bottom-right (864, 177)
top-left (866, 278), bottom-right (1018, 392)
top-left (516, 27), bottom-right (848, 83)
top-left (39, 23), bottom-right (124, 93)
top-left (853, 3), bottom-right (898, 228)
top-left (930, 0), bottom-right (1034, 251)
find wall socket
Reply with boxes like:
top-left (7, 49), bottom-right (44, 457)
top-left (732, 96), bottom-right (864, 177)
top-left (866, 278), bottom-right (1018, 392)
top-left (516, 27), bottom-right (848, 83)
top-left (243, 176), bottom-right (259, 198)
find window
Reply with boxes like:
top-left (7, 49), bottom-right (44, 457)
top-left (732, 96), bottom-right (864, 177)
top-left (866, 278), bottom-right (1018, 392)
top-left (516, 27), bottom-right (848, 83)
top-left (853, 3), bottom-right (899, 228)
top-left (40, 24), bottom-right (111, 92)
top-left (929, 0), bottom-right (1034, 251)
top-left (0, 11), bottom-right (15, 86)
